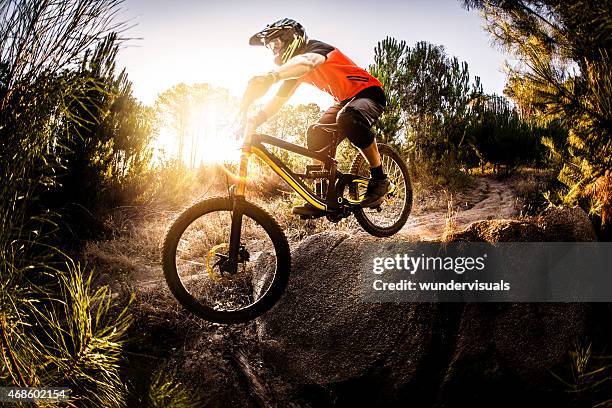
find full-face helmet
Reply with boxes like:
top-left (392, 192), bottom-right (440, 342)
top-left (249, 18), bottom-right (307, 65)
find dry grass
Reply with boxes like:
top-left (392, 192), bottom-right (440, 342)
top-left (86, 207), bottom-right (171, 261)
top-left (410, 162), bottom-right (476, 216)
top-left (84, 156), bottom-right (481, 319)
top-left (250, 192), bottom-right (360, 243)
top-left (441, 193), bottom-right (458, 241)
top-left (590, 171), bottom-right (612, 227)
top-left (506, 167), bottom-right (556, 216)
top-left (83, 179), bottom-right (362, 299)
top-left (85, 161), bottom-right (504, 293)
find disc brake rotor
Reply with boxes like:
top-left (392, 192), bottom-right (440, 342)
top-left (205, 243), bottom-right (247, 284)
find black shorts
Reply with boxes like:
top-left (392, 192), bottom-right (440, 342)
top-left (307, 95), bottom-right (384, 150)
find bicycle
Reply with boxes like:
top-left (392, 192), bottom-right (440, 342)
top-left (162, 119), bottom-right (413, 324)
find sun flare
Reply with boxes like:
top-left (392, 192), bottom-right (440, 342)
top-left (191, 106), bottom-right (242, 165)
top-left (153, 96), bottom-right (242, 166)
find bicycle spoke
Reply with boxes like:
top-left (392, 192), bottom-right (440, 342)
top-left (173, 209), bottom-right (278, 313)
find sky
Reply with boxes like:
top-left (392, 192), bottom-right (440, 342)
top-left (116, 0), bottom-right (510, 108)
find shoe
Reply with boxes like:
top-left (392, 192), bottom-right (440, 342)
top-left (292, 202), bottom-right (326, 217)
top-left (360, 177), bottom-right (390, 208)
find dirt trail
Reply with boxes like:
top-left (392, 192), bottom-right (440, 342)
top-left (401, 176), bottom-right (518, 240)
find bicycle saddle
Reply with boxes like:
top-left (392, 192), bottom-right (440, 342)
top-left (311, 123), bottom-right (338, 133)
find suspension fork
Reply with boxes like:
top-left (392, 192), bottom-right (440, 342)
top-left (224, 146), bottom-right (251, 274)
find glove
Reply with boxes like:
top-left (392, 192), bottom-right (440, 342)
top-left (242, 72), bottom-right (278, 106)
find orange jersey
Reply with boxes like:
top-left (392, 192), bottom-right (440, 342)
top-left (296, 40), bottom-right (383, 102)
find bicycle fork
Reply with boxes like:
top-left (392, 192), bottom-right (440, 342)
top-left (223, 146), bottom-right (251, 274)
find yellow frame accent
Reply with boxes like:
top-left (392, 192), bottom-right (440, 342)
top-left (251, 146), bottom-right (328, 211)
top-left (236, 143), bottom-right (395, 210)
top-left (235, 147), bottom-right (251, 196)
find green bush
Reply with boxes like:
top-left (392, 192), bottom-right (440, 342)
top-left (467, 94), bottom-right (545, 174)
top-left (0, 1), bottom-right (136, 405)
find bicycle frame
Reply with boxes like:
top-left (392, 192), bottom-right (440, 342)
top-left (223, 132), bottom-right (368, 273)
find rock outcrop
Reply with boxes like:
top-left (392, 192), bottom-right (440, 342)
top-left (256, 206), bottom-right (604, 407)
top-left (446, 205), bottom-right (596, 242)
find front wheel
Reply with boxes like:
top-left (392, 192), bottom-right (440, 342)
top-left (162, 197), bottom-right (290, 323)
top-left (350, 144), bottom-right (413, 237)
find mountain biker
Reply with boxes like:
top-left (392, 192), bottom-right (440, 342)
top-left (243, 18), bottom-right (389, 215)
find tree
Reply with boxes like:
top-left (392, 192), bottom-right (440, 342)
top-left (54, 34), bottom-right (157, 212)
top-left (156, 83), bottom-right (234, 167)
top-left (156, 83), bottom-right (191, 164)
top-left (461, 0), bottom-right (612, 226)
top-left (401, 41), bottom-right (483, 165)
top-left (368, 37), bottom-right (407, 150)
top-left (367, 38), bottom-right (494, 185)
top-left (371, 39), bottom-right (483, 176)
top-left (467, 94), bottom-right (544, 174)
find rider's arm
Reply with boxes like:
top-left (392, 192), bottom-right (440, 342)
top-left (248, 53), bottom-right (325, 129)
top-left (272, 52), bottom-right (326, 80)
top-left (250, 80), bottom-right (299, 126)
top-left (253, 53), bottom-right (324, 121)
top-left (245, 79), bottom-right (297, 136)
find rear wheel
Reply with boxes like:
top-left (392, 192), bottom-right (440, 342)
top-left (162, 197), bottom-right (290, 323)
top-left (349, 144), bottom-right (413, 237)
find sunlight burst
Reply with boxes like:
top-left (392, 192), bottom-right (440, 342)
top-left (192, 105), bottom-right (242, 165)
top-left (153, 95), bottom-right (241, 166)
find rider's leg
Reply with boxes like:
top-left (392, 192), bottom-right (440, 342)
top-left (293, 105), bottom-right (342, 216)
top-left (306, 103), bottom-right (342, 154)
top-left (336, 102), bottom-right (389, 207)
top-left (360, 140), bottom-right (382, 168)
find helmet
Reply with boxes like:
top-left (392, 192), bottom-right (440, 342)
top-left (249, 18), bottom-right (307, 65)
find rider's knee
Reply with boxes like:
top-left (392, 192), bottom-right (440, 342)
top-left (337, 107), bottom-right (374, 149)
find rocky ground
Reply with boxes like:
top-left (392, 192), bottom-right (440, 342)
top-left (84, 174), bottom-right (612, 407)
top-left (253, 207), bottom-right (605, 407)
